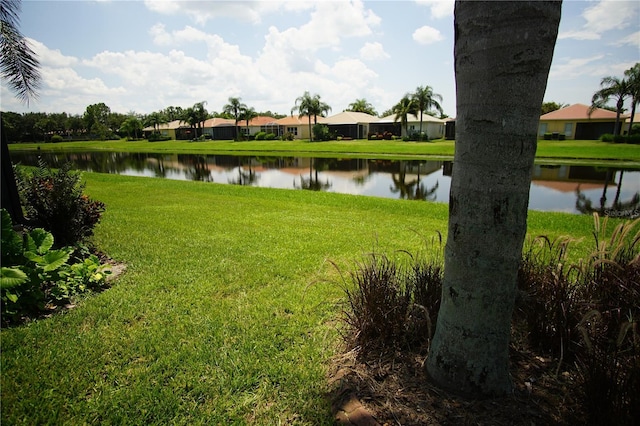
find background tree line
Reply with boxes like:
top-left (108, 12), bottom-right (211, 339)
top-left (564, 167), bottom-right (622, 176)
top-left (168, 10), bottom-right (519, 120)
top-left (0, 101), bottom-right (288, 143)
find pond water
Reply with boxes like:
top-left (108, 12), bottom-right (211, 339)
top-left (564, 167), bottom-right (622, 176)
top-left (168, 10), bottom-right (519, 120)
top-left (10, 151), bottom-right (640, 216)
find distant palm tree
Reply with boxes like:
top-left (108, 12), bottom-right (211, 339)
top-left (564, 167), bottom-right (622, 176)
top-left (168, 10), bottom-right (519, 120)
top-left (591, 76), bottom-right (630, 135)
top-left (163, 106), bottom-right (184, 121)
top-left (412, 85), bottom-right (443, 137)
top-left (292, 92), bottom-right (331, 141)
top-left (0, 0), bottom-right (40, 104)
top-left (180, 107), bottom-right (199, 139)
top-left (347, 98), bottom-right (377, 116)
top-left (223, 97), bottom-right (247, 140)
top-left (193, 101), bottom-right (208, 138)
top-left (145, 111), bottom-right (168, 134)
top-left (624, 63), bottom-right (640, 133)
top-left (240, 106), bottom-right (258, 140)
top-left (392, 95), bottom-right (417, 137)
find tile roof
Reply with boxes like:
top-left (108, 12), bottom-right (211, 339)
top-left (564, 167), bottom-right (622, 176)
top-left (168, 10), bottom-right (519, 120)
top-left (202, 117), bottom-right (235, 127)
top-left (377, 113), bottom-right (446, 124)
top-left (247, 115), bottom-right (280, 126)
top-left (322, 111), bottom-right (380, 124)
top-left (276, 115), bottom-right (326, 125)
top-left (540, 103), bottom-right (621, 120)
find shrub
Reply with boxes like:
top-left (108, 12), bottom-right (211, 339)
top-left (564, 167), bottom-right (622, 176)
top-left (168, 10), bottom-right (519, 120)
top-left (50, 134), bottom-right (64, 143)
top-left (516, 235), bottom-right (582, 358)
top-left (281, 132), bottom-right (295, 141)
top-left (16, 160), bottom-right (106, 247)
top-left (1, 209), bottom-right (111, 326)
top-left (264, 132), bottom-right (276, 140)
top-left (312, 124), bottom-right (331, 141)
top-left (409, 131), bottom-right (429, 141)
top-left (340, 238), bottom-right (443, 356)
top-left (600, 133), bottom-right (615, 142)
top-left (516, 214), bottom-right (640, 425)
top-left (147, 132), bottom-right (171, 142)
top-left (254, 131), bottom-right (266, 140)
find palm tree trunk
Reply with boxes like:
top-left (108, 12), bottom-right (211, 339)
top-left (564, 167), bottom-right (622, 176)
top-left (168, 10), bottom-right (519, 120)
top-left (615, 98), bottom-right (623, 135)
top-left (628, 103), bottom-right (636, 134)
top-left (426, 0), bottom-right (561, 397)
top-left (613, 170), bottom-right (624, 207)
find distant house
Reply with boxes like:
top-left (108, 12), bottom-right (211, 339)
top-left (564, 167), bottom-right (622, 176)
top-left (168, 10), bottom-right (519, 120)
top-left (373, 113), bottom-right (446, 139)
top-left (322, 111), bottom-right (379, 139)
top-left (202, 117), bottom-right (236, 140)
top-left (623, 113), bottom-right (640, 135)
top-left (276, 115), bottom-right (324, 140)
top-left (242, 116), bottom-right (281, 138)
top-left (538, 103), bottom-right (624, 140)
top-left (142, 119), bottom-right (192, 140)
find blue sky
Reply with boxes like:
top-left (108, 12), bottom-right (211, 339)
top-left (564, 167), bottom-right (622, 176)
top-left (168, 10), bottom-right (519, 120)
top-left (1, 0), bottom-right (638, 117)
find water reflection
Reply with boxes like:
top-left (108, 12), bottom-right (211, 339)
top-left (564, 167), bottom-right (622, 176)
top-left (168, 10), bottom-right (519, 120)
top-left (390, 161), bottom-right (440, 201)
top-left (9, 151), bottom-right (640, 216)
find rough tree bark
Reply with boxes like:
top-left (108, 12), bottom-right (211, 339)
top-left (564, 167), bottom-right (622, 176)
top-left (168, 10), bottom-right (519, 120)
top-left (426, 1), bottom-right (562, 397)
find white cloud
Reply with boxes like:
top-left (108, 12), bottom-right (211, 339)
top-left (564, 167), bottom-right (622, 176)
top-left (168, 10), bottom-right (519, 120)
top-left (359, 42), bottom-right (389, 61)
top-left (412, 26), bottom-right (443, 45)
top-left (615, 30), bottom-right (640, 48)
top-left (263, 0), bottom-right (380, 53)
top-left (550, 55), bottom-right (605, 79)
top-left (415, 0), bottom-right (454, 19)
top-left (558, 30), bottom-right (601, 41)
top-left (142, 0), bottom-right (317, 25)
top-left (560, 0), bottom-right (640, 40)
top-left (550, 55), bottom-right (636, 82)
top-left (28, 38), bottom-right (78, 68)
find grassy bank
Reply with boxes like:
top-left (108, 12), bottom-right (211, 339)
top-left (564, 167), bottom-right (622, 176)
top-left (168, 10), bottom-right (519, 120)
top-left (9, 138), bottom-right (640, 164)
top-left (0, 174), bottom-right (609, 424)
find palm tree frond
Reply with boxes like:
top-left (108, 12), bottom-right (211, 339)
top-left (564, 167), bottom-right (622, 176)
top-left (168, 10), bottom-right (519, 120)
top-left (0, 0), bottom-right (41, 104)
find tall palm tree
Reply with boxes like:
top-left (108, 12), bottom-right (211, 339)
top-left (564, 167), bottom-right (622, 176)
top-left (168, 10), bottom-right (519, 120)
top-left (412, 85), bottom-right (443, 137)
top-left (163, 106), bottom-right (184, 121)
top-left (347, 98), bottom-right (377, 116)
top-left (591, 76), bottom-right (630, 135)
top-left (240, 106), bottom-right (258, 140)
top-left (426, 0), bottom-right (561, 397)
top-left (192, 101), bottom-right (208, 138)
top-left (624, 63), bottom-right (640, 134)
top-left (145, 111), bottom-right (168, 134)
top-left (223, 97), bottom-right (247, 140)
top-left (392, 95), bottom-right (417, 137)
top-left (0, 0), bottom-right (40, 104)
top-left (292, 92), bottom-right (331, 141)
top-left (180, 107), bottom-right (199, 139)
top-left (1, 0), bottom-right (41, 223)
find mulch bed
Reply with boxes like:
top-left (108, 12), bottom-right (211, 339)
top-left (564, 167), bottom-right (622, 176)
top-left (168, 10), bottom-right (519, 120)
top-left (328, 344), bottom-right (587, 425)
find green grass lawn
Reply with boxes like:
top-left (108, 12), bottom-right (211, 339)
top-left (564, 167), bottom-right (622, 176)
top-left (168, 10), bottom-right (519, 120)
top-left (9, 138), bottom-right (640, 164)
top-left (1, 173), bottom-right (604, 424)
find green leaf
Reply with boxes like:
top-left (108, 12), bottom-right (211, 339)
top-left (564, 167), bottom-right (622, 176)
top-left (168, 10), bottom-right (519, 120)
top-left (1, 209), bottom-right (14, 237)
top-left (1, 267), bottom-right (28, 289)
top-left (42, 249), bottom-right (71, 272)
top-left (23, 251), bottom-right (44, 264)
top-left (26, 229), bottom-right (54, 254)
top-left (1, 209), bottom-right (24, 259)
top-left (6, 292), bottom-right (19, 303)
